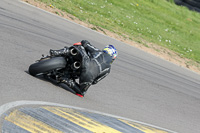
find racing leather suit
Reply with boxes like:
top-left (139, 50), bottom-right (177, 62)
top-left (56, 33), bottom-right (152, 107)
top-left (50, 40), bottom-right (112, 96)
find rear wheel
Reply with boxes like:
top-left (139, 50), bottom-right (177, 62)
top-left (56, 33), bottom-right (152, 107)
top-left (29, 57), bottom-right (67, 76)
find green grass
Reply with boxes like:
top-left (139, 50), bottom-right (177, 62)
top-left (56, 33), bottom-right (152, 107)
top-left (39, 0), bottom-right (200, 63)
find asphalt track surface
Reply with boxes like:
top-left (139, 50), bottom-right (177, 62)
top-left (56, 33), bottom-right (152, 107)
top-left (0, 0), bottom-right (200, 132)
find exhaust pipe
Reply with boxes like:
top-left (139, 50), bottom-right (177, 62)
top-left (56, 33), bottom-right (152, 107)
top-left (70, 48), bottom-right (77, 56)
top-left (72, 61), bottom-right (81, 69)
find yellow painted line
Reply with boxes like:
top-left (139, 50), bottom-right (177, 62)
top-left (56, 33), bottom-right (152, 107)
top-left (4, 110), bottom-right (63, 133)
top-left (119, 119), bottom-right (169, 133)
top-left (43, 106), bottom-right (122, 133)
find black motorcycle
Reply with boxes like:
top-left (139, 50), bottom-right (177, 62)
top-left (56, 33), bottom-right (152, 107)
top-left (28, 45), bottom-right (83, 94)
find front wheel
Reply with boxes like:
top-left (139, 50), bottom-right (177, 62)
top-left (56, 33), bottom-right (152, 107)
top-left (28, 57), bottom-right (67, 76)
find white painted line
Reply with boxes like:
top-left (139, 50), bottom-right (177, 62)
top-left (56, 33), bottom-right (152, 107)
top-left (0, 100), bottom-right (177, 133)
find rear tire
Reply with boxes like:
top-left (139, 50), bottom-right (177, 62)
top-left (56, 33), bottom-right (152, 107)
top-left (29, 57), bottom-right (67, 76)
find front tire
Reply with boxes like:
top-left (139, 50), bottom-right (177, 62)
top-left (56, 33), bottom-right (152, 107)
top-left (29, 57), bottom-right (67, 76)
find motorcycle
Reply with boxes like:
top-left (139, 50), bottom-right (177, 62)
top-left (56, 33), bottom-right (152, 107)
top-left (28, 45), bottom-right (83, 94)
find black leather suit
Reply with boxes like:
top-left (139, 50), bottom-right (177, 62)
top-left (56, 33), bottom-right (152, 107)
top-left (52, 40), bottom-right (112, 96)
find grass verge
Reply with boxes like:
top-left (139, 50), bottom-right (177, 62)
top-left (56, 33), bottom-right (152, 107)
top-left (38, 0), bottom-right (200, 63)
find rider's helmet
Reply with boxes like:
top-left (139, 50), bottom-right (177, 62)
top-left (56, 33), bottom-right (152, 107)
top-left (103, 45), bottom-right (117, 63)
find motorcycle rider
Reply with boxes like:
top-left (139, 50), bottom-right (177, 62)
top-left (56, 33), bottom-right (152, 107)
top-left (50, 40), bottom-right (117, 97)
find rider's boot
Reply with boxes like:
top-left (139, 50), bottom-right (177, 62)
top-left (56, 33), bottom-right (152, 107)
top-left (60, 77), bottom-right (84, 96)
top-left (50, 47), bottom-right (69, 56)
top-left (79, 84), bottom-right (90, 96)
top-left (73, 83), bottom-right (90, 97)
